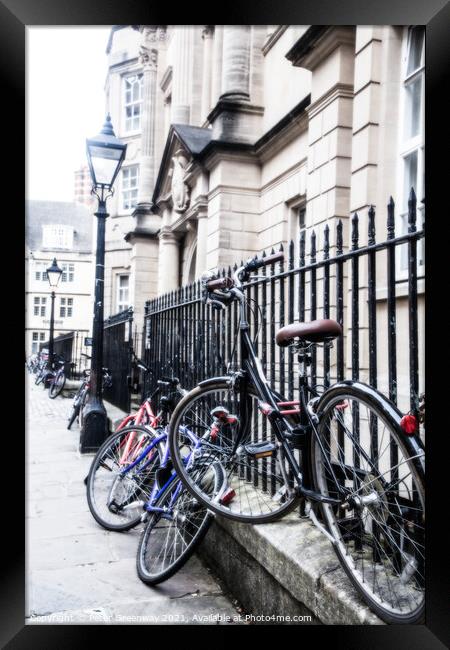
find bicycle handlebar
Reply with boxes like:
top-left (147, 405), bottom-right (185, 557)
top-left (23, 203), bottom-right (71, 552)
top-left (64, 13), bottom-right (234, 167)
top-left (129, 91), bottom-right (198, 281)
top-left (205, 276), bottom-right (235, 291)
top-left (245, 250), bottom-right (284, 271)
top-left (204, 251), bottom-right (285, 294)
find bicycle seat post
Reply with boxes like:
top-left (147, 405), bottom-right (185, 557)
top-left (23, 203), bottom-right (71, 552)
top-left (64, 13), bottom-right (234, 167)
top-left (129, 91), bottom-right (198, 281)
top-left (295, 342), bottom-right (311, 388)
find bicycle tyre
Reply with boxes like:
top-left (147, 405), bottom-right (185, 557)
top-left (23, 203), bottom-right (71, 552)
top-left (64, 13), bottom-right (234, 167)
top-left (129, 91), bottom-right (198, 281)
top-left (67, 403), bottom-right (79, 430)
top-left (168, 378), bottom-right (299, 524)
top-left (86, 425), bottom-right (163, 532)
top-left (136, 461), bottom-right (225, 585)
top-left (68, 383), bottom-right (86, 430)
top-left (35, 370), bottom-right (46, 386)
top-left (310, 381), bottom-right (425, 624)
top-left (78, 388), bottom-right (90, 428)
top-left (49, 371), bottom-right (66, 399)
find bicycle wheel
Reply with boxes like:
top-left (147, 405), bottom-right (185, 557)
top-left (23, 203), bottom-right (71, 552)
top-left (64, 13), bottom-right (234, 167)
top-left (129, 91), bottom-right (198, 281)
top-left (67, 399), bottom-right (79, 430)
top-left (35, 369), bottom-right (46, 386)
top-left (169, 378), bottom-right (298, 523)
top-left (78, 388), bottom-right (89, 428)
top-left (310, 381), bottom-right (425, 624)
top-left (49, 371), bottom-right (66, 399)
top-left (67, 383), bottom-right (86, 430)
top-left (136, 460), bottom-right (225, 585)
top-left (87, 425), bottom-right (164, 531)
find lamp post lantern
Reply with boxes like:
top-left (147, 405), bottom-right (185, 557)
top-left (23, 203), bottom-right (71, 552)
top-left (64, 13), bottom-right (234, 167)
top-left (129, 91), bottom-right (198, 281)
top-left (80, 114), bottom-right (127, 453)
top-left (46, 257), bottom-right (63, 371)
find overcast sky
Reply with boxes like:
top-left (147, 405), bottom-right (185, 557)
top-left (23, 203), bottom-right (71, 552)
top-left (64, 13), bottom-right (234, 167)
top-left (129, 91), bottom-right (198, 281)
top-left (26, 26), bottom-right (112, 202)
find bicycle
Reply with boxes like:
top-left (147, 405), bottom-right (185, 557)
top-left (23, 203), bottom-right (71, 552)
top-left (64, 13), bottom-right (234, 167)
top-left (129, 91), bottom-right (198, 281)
top-left (26, 353), bottom-right (39, 374)
top-left (86, 360), bottom-right (184, 531)
top-left (67, 354), bottom-right (112, 430)
top-left (86, 360), bottom-right (227, 585)
top-left (34, 351), bottom-right (50, 386)
top-left (167, 251), bottom-right (425, 624)
top-left (47, 357), bottom-right (67, 399)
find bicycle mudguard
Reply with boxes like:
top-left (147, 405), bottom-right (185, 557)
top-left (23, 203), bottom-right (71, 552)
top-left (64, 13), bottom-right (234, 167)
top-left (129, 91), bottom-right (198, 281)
top-left (197, 376), bottom-right (233, 389)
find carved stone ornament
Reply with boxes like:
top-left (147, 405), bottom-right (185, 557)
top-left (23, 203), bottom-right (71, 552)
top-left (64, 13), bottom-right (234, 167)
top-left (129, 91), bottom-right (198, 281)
top-left (139, 43), bottom-right (158, 70)
top-left (171, 149), bottom-right (190, 213)
top-left (140, 25), bottom-right (166, 42)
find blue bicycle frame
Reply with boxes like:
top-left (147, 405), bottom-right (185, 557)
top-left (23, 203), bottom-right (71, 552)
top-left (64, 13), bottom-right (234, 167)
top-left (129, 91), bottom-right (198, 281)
top-left (117, 425), bottom-right (204, 516)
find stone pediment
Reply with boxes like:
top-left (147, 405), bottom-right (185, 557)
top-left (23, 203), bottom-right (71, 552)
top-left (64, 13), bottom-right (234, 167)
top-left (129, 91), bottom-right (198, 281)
top-left (152, 124), bottom-right (212, 212)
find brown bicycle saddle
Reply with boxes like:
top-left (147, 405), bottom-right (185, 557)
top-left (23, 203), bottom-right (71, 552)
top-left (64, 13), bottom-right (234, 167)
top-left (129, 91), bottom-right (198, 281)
top-left (275, 318), bottom-right (342, 347)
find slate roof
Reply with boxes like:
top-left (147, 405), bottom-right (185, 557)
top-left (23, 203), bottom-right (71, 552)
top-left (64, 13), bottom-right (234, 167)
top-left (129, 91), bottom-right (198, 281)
top-left (25, 200), bottom-right (93, 253)
top-left (151, 124), bottom-right (213, 205)
top-left (172, 124), bottom-right (212, 155)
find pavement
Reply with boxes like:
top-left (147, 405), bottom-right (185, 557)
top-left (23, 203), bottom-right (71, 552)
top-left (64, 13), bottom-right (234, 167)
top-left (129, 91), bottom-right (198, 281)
top-left (26, 375), bottom-right (242, 625)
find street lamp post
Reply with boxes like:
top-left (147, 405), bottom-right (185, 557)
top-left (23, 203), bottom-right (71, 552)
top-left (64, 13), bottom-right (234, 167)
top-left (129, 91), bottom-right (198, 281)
top-left (46, 258), bottom-right (63, 371)
top-left (80, 114), bottom-right (127, 453)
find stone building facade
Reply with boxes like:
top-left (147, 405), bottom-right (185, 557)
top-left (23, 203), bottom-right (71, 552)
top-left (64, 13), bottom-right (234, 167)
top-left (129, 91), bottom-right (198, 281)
top-left (102, 25), bottom-right (424, 409)
top-left (25, 200), bottom-right (94, 355)
top-left (74, 165), bottom-right (96, 210)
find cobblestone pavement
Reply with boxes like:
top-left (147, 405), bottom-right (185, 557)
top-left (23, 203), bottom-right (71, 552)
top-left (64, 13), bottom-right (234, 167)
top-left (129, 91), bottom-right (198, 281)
top-left (26, 375), bottom-right (241, 625)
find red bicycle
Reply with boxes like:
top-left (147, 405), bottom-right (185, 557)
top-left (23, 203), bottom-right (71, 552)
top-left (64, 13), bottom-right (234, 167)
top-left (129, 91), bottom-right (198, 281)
top-left (114, 355), bottom-right (184, 466)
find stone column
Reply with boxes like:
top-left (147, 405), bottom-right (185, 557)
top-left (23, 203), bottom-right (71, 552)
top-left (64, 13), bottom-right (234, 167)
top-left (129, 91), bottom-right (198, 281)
top-left (211, 26), bottom-right (223, 109)
top-left (195, 210), bottom-right (208, 278)
top-left (220, 25), bottom-right (251, 101)
top-left (171, 27), bottom-right (193, 124)
top-left (136, 29), bottom-right (158, 211)
top-left (157, 227), bottom-right (180, 294)
top-left (201, 26), bottom-right (214, 122)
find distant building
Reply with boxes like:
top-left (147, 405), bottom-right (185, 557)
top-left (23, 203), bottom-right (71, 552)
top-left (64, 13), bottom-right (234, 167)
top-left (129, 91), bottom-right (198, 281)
top-left (74, 165), bottom-right (95, 209)
top-left (25, 200), bottom-right (94, 355)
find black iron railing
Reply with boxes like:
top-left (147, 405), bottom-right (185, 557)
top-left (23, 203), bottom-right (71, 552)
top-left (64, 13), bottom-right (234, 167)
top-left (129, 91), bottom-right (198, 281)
top-left (142, 191), bottom-right (424, 426)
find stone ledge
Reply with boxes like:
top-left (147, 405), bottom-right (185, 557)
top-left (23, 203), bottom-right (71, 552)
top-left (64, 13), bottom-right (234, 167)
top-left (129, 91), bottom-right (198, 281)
top-left (200, 511), bottom-right (383, 625)
top-left (104, 400), bottom-right (128, 433)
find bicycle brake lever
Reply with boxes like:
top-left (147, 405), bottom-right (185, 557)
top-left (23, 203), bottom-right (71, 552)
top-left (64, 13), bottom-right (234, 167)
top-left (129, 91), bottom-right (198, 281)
top-left (207, 297), bottom-right (226, 310)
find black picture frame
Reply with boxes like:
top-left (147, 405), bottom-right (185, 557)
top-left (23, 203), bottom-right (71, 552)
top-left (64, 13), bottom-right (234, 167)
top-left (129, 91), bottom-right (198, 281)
top-left (9, 0), bottom-right (450, 646)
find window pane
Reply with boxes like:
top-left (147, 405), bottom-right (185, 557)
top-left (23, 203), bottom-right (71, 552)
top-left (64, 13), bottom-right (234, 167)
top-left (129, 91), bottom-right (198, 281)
top-left (404, 75), bottom-right (422, 139)
top-left (33, 332), bottom-right (38, 341)
top-left (299, 207), bottom-right (306, 230)
top-left (407, 26), bottom-right (424, 76)
top-left (403, 150), bottom-right (418, 212)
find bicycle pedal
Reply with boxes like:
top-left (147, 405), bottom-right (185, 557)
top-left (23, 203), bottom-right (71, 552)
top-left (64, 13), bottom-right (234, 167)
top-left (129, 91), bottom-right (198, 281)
top-left (108, 500), bottom-right (121, 514)
top-left (244, 441), bottom-right (276, 459)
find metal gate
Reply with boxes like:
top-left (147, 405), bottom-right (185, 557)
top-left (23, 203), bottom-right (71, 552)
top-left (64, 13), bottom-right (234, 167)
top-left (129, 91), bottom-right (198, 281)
top-left (102, 307), bottom-right (134, 412)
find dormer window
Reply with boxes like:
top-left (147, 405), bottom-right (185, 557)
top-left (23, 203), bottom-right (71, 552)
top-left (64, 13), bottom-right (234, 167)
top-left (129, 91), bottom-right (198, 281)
top-left (42, 225), bottom-right (74, 250)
